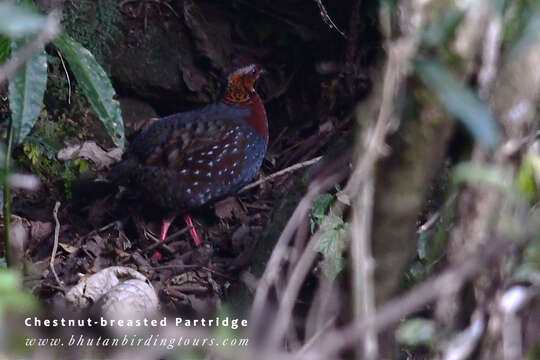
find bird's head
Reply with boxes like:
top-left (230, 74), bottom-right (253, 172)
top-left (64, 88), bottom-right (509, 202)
top-left (222, 64), bottom-right (265, 104)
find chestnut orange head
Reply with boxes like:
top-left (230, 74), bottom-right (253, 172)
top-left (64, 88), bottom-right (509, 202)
top-left (222, 64), bottom-right (264, 104)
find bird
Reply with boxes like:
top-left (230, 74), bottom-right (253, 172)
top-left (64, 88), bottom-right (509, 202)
top-left (108, 64), bottom-right (268, 247)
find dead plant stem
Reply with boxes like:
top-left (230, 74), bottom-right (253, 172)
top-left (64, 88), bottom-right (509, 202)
top-left (300, 237), bottom-right (515, 359)
top-left (239, 156), bottom-right (323, 193)
top-left (50, 201), bottom-right (63, 288)
top-left (249, 170), bottom-right (347, 335)
top-left (351, 176), bottom-right (377, 359)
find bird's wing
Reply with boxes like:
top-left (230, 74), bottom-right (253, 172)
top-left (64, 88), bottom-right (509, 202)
top-left (133, 104), bottom-right (260, 206)
top-left (133, 103), bottom-right (255, 178)
top-left (126, 103), bottom-right (246, 164)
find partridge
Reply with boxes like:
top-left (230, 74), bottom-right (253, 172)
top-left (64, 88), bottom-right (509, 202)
top-left (109, 64), bottom-right (268, 245)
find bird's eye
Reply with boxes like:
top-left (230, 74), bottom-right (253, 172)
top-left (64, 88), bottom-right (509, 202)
top-left (252, 68), bottom-right (257, 75)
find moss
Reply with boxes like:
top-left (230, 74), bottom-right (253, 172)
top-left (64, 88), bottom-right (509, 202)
top-left (17, 114), bottom-right (95, 199)
top-left (44, 66), bottom-right (116, 147)
top-left (62, 0), bottom-right (122, 69)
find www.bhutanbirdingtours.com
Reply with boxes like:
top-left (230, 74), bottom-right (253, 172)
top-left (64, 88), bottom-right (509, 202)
top-left (25, 334), bottom-right (249, 350)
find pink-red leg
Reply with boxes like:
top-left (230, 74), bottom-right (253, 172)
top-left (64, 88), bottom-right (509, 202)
top-left (160, 215), bottom-right (176, 241)
top-left (153, 216), bottom-right (176, 260)
top-left (184, 214), bottom-right (201, 246)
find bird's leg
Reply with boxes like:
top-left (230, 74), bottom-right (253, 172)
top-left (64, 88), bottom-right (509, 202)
top-left (160, 215), bottom-right (176, 241)
top-left (184, 214), bottom-right (201, 246)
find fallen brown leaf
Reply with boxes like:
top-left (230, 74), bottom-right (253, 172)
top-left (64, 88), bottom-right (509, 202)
top-left (29, 220), bottom-right (52, 243)
top-left (58, 242), bottom-right (78, 254)
top-left (65, 266), bottom-right (151, 309)
top-left (57, 141), bottom-right (122, 170)
top-left (214, 196), bottom-right (244, 220)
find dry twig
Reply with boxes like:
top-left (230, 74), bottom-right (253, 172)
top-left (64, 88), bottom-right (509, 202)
top-left (239, 156), bottom-right (323, 193)
top-left (350, 177), bottom-right (377, 359)
top-left (56, 49), bottom-right (71, 104)
top-left (313, 0), bottom-right (346, 38)
top-left (49, 201), bottom-right (63, 288)
top-left (266, 229), bottom-right (323, 348)
top-left (251, 0), bottom-right (440, 355)
top-left (300, 237), bottom-right (515, 359)
top-left (142, 225), bottom-right (191, 253)
top-left (249, 166), bottom-right (349, 336)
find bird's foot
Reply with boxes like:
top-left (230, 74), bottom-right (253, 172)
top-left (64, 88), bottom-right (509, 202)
top-left (160, 216), bottom-right (175, 241)
top-left (184, 214), bottom-right (201, 246)
top-left (160, 215), bottom-right (201, 246)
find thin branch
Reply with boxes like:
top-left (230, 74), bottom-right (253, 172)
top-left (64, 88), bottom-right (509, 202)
top-left (443, 311), bottom-right (486, 360)
top-left (0, 10), bottom-right (61, 84)
top-left (266, 230), bottom-right (323, 348)
top-left (50, 201), bottom-right (63, 288)
top-left (249, 192), bottom-right (318, 331)
top-left (351, 176), bottom-right (377, 360)
top-left (142, 225), bottom-right (191, 253)
top-left (144, 230), bottom-right (175, 254)
top-left (264, 86), bottom-right (392, 350)
top-left (416, 193), bottom-right (457, 234)
top-left (500, 285), bottom-right (540, 360)
top-left (239, 156), bottom-right (323, 193)
top-left (297, 317), bottom-right (337, 355)
top-left (313, 0), bottom-right (346, 38)
top-left (249, 169), bottom-right (348, 334)
top-left (254, 16), bottom-right (415, 348)
top-left (264, 171), bottom-right (351, 348)
top-left (56, 49), bottom-right (71, 104)
top-left (299, 236), bottom-right (515, 359)
top-left (251, 0), bottom-right (432, 351)
top-left (478, 16), bottom-right (502, 99)
top-left (3, 117), bottom-right (14, 266)
top-left (417, 211), bottom-right (440, 234)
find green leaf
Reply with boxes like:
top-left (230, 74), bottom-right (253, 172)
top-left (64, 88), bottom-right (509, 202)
top-left (405, 261), bottom-right (428, 285)
top-left (452, 162), bottom-right (528, 203)
top-left (318, 218), bottom-right (348, 280)
top-left (0, 3), bottom-right (46, 39)
top-left (311, 193), bottom-right (334, 233)
top-left (453, 162), bottom-right (514, 191)
top-left (0, 270), bottom-right (38, 317)
top-left (516, 157), bottom-right (537, 200)
top-left (415, 60), bottom-right (501, 150)
top-left (8, 39), bottom-right (47, 145)
top-left (507, 4), bottom-right (540, 58)
top-left (53, 34), bottom-right (125, 148)
top-left (514, 233), bottom-right (540, 283)
top-left (313, 193), bottom-right (334, 218)
top-left (396, 318), bottom-right (437, 347)
top-left (0, 269), bottom-right (19, 291)
top-left (0, 36), bottom-right (10, 63)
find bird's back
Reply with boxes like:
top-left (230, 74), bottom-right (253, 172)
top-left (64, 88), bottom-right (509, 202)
top-left (109, 102), bottom-right (267, 212)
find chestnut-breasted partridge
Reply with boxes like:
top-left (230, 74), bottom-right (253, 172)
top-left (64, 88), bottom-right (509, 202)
top-left (109, 64), bottom-right (268, 245)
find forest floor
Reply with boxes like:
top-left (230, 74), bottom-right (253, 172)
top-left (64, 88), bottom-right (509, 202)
top-left (8, 86), bottom-right (353, 318)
